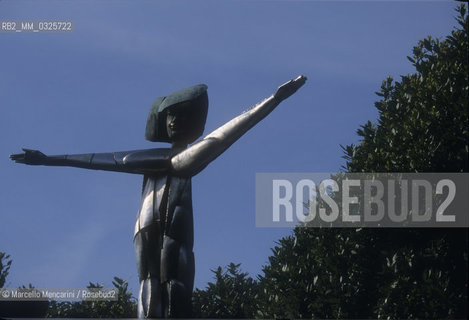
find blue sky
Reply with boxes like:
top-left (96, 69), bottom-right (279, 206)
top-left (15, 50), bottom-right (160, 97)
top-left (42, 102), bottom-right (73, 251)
top-left (0, 0), bottom-right (459, 297)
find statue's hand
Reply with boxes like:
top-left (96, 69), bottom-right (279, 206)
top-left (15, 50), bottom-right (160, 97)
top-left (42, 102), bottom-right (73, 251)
top-left (274, 75), bottom-right (307, 103)
top-left (10, 148), bottom-right (48, 165)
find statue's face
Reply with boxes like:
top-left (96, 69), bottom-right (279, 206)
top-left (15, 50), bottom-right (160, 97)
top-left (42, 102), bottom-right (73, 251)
top-left (166, 102), bottom-right (195, 144)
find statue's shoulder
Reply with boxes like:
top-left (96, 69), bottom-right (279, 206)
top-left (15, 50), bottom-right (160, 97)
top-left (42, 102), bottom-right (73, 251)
top-left (122, 148), bottom-right (172, 162)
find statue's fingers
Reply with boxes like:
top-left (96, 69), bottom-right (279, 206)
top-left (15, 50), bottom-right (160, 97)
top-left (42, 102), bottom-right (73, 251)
top-left (10, 153), bottom-right (24, 160)
top-left (10, 154), bottom-right (26, 163)
top-left (292, 81), bottom-right (306, 92)
top-left (294, 76), bottom-right (307, 86)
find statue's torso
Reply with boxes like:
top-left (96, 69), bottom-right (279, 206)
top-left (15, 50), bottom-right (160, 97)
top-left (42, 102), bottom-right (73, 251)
top-left (133, 149), bottom-right (195, 317)
top-left (135, 172), bottom-right (194, 250)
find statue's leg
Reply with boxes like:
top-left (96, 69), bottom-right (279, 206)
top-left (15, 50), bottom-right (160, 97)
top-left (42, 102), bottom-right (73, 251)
top-left (161, 235), bottom-right (195, 318)
top-left (134, 223), bottom-right (163, 318)
top-left (137, 277), bottom-right (162, 318)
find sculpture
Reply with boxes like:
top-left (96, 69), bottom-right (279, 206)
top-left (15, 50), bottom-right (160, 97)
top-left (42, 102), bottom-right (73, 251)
top-left (10, 75), bottom-right (307, 318)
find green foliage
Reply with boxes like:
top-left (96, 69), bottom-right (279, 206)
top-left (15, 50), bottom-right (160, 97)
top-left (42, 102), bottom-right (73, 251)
top-left (192, 263), bottom-right (259, 318)
top-left (0, 252), bottom-right (12, 288)
top-left (46, 277), bottom-right (137, 318)
top-left (256, 4), bottom-right (468, 319)
top-left (257, 227), bottom-right (467, 318)
top-left (374, 229), bottom-right (467, 318)
top-left (257, 229), bottom-right (380, 318)
top-left (0, 256), bottom-right (50, 318)
top-left (0, 253), bottom-right (136, 318)
top-left (342, 4), bottom-right (468, 173)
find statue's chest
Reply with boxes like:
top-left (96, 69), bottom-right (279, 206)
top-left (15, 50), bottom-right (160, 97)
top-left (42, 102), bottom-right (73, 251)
top-left (135, 175), bottom-right (192, 236)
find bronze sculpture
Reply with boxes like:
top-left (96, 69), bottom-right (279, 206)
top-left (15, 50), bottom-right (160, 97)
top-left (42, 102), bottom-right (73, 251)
top-left (10, 75), bottom-right (306, 318)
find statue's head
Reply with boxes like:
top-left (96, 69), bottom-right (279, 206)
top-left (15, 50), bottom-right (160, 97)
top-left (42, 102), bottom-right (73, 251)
top-left (145, 84), bottom-right (208, 145)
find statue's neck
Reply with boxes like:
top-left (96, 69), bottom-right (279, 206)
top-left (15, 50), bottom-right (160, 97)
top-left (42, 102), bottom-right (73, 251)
top-left (171, 142), bottom-right (187, 154)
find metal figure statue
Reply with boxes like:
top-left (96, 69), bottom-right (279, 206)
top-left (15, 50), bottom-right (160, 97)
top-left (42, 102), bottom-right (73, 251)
top-left (10, 75), bottom-right (307, 318)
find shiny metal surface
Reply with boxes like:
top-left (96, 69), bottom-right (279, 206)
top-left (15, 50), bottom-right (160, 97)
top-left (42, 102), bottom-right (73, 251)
top-left (9, 75), bottom-right (307, 318)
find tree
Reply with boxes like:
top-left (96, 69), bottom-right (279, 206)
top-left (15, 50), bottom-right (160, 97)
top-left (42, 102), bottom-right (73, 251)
top-left (0, 255), bottom-right (50, 318)
top-left (0, 252), bottom-right (12, 289)
top-left (0, 251), bottom-right (137, 317)
top-left (257, 4), bottom-right (468, 319)
top-left (342, 5), bottom-right (468, 173)
top-left (46, 277), bottom-right (137, 318)
top-left (340, 3), bottom-right (468, 318)
top-left (192, 263), bottom-right (259, 318)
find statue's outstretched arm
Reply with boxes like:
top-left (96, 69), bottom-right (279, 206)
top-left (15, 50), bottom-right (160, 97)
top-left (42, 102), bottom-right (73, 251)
top-left (171, 75), bottom-right (307, 177)
top-left (10, 148), bottom-right (170, 174)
